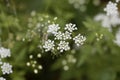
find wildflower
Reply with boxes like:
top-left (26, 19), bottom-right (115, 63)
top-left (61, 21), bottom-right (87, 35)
top-left (73, 34), bottom-right (86, 46)
top-left (0, 47), bottom-right (11, 58)
top-left (94, 13), bottom-right (120, 30)
top-left (1, 63), bottom-right (13, 74)
top-left (65, 23), bottom-right (77, 32)
top-left (47, 24), bottom-right (60, 34)
top-left (104, 1), bottom-right (118, 16)
top-left (43, 39), bottom-right (55, 52)
top-left (57, 41), bottom-right (70, 52)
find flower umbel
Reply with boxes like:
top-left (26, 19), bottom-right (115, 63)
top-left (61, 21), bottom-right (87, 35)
top-left (104, 1), bottom-right (118, 16)
top-left (57, 41), bottom-right (70, 52)
top-left (73, 34), bottom-right (86, 46)
top-left (1, 63), bottom-right (13, 74)
top-left (0, 47), bottom-right (13, 79)
top-left (65, 23), bottom-right (77, 32)
top-left (54, 31), bottom-right (63, 40)
top-left (0, 47), bottom-right (11, 58)
top-left (43, 23), bottom-right (86, 53)
top-left (63, 31), bottom-right (72, 40)
top-left (47, 24), bottom-right (60, 34)
top-left (43, 39), bottom-right (55, 52)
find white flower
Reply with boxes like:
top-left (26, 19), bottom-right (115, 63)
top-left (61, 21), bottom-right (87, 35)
top-left (94, 13), bottom-right (120, 30)
top-left (0, 47), bottom-right (11, 58)
top-left (63, 31), bottom-right (72, 40)
top-left (47, 24), bottom-right (60, 34)
top-left (1, 63), bottom-right (13, 74)
top-left (73, 34), bottom-right (86, 46)
top-left (43, 39), bottom-right (55, 52)
top-left (0, 77), bottom-right (6, 80)
top-left (57, 41), bottom-right (70, 52)
top-left (54, 31), bottom-right (63, 40)
top-left (114, 29), bottom-right (120, 46)
top-left (104, 1), bottom-right (118, 16)
top-left (65, 23), bottom-right (77, 32)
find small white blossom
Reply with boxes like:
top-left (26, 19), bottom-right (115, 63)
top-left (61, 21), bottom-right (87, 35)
top-left (63, 31), bottom-right (72, 40)
top-left (47, 24), bottom-right (60, 34)
top-left (57, 41), bottom-right (70, 52)
top-left (104, 1), bottom-right (118, 16)
top-left (65, 23), bottom-right (77, 32)
top-left (43, 39), bottom-right (55, 52)
top-left (73, 34), bottom-right (86, 46)
top-left (0, 77), bottom-right (6, 80)
top-left (1, 63), bottom-right (13, 74)
top-left (0, 47), bottom-right (11, 58)
top-left (54, 31), bottom-right (63, 40)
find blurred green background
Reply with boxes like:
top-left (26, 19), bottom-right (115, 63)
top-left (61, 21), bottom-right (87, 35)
top-left (0, 0), bottom-right (120, 80)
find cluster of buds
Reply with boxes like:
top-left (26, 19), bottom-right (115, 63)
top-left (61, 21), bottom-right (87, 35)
top-left (26, 54), bottom-right (42, 74)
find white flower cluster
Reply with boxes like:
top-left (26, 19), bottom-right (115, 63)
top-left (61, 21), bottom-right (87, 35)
top-left (0, 47), bottom-right (11, 58)
top-left (114, 28), bottom-right (120, 47)
top-left (73, 34), bottom-right (86, 46)
top-left (95, 1), bottom-right (120, 30)
top-left (57, 41), bottom-right (70, 52)
top-left (47, 24), bottom-right (60, 34)
top-left (104, 0), bottom-right (120, 16)
top-left (43, 23), bottom-right (86, 53)
top-left (0, 47), bottom-right (13, 80)
top-left (43, 40), bottom-right (55, 52)
top-left (104, 1), bottom-right (118, 16)
top-left (94, 13), bottom-right (120, 30)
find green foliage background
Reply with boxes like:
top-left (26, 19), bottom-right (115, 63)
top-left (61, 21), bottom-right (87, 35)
top-left (0, 0), bottom-right (120, 80)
